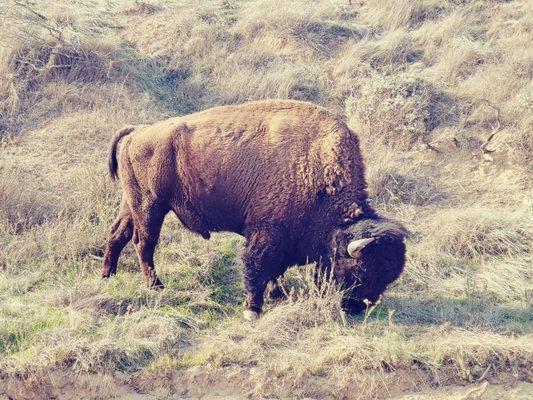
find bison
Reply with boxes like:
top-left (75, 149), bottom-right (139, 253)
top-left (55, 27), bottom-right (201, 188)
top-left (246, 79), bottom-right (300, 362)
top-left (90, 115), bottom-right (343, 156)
top-left (102, 100), bottom-right (408, 320)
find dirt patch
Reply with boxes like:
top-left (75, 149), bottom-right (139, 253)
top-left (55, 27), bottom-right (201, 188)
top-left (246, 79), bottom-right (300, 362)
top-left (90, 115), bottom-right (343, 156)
top-left (2, 369), bottom-right (531, 400)
top-left (391, 381), bottom-right (532, 400)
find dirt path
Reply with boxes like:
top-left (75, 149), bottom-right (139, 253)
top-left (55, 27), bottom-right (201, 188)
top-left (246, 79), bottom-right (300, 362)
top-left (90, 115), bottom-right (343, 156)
top-left (391, 381), bottom-right (531, 400)
top-left (106, 382), bottom-right (532, 400)
top-left (3, 372), bottom-right (531, 400)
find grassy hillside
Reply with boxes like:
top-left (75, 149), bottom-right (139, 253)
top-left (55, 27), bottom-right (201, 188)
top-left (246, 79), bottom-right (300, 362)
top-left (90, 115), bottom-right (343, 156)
top-left (0, 0), bottom-right (531, 398)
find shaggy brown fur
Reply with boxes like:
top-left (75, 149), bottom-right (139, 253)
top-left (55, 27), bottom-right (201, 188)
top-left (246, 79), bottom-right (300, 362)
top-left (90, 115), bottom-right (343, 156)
top-left (103, 99), bottom-right (408, 315)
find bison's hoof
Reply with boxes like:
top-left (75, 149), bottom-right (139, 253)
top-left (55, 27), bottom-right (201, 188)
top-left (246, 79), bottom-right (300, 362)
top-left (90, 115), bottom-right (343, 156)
top-left (243, 310), bottom-right (260, 321)
top-left (149, 278), bottom-right (164, 290)
top-left (101, 270), bottom-right (116, 279)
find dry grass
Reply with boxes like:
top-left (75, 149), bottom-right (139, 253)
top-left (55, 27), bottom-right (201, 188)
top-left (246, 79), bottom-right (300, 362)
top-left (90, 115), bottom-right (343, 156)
top-left (0, 0), bottom-right (532, 399)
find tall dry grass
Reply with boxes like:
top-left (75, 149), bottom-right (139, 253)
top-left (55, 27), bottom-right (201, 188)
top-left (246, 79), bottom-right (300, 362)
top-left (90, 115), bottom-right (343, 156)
top-left (0, 0), bottom-right (532, 399)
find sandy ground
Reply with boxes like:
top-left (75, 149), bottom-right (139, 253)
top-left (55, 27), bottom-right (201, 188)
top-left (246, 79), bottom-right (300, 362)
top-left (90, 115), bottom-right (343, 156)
top-left (94, 381), bottom-right (533, 400)
top-left (2, 369), bottom-right (531, 400)
top-left (391, 381), bottom-right (531, 400)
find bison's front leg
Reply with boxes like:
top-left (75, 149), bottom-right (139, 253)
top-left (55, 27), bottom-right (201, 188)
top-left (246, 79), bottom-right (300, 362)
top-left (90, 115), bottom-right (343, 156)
top-left (242, 227), bottom-right (286, 320)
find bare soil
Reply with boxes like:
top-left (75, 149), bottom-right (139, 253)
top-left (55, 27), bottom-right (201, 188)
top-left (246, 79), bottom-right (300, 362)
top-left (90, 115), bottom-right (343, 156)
top-left (2, 369), bottom-right (531, 400)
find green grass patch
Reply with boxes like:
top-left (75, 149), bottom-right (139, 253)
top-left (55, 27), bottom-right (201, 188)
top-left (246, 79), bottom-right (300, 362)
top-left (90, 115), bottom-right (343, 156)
top-left (0, 305), bottom-right (64, 355)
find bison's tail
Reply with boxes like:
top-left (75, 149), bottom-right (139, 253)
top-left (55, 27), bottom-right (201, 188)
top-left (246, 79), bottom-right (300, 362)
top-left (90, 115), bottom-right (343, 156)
top-left (108, 126), bottom-right (136, 181)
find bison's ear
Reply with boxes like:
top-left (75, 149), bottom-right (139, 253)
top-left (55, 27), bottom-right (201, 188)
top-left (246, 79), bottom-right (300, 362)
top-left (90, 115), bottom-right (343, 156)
top-left (330, 228), bottom-right (346, 257)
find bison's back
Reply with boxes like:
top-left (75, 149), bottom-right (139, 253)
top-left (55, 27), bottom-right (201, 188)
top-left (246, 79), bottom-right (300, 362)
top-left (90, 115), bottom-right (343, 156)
top-left (172, 100), bottom-right (366, 236)
top-left (118, 100), bottom-right (366, 241)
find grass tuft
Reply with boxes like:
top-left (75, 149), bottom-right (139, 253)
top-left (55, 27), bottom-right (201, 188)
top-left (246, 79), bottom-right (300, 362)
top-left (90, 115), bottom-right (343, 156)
top-left (0, 0), bottom-right (532, 398)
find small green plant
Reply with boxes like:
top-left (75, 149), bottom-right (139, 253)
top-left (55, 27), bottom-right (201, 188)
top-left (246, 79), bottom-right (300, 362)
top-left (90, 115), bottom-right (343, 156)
top-left (362, 296), bottom-right (382, 324)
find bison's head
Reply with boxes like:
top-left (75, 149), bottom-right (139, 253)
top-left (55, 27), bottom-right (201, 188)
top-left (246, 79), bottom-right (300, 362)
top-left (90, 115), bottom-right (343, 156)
top-left (329, 217), bottom-right (409, 314)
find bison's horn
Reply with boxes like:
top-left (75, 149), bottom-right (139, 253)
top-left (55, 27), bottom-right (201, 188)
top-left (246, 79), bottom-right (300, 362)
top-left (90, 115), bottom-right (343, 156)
top-left (347, 237), bottom-right (375, 258)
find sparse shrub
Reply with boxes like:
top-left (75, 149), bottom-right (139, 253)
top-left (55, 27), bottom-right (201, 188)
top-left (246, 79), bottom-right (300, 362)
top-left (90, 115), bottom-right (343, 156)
top-left (347, 74), bottom-right (454, 149)
top-left (0, 3), bottom-right (117, 116)
top-left (0, 1), bottom-right (168, 133)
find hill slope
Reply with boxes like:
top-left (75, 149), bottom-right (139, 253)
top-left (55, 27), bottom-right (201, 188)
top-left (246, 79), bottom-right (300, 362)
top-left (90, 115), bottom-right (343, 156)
top-left (0, 0), bottom-right (531, 398)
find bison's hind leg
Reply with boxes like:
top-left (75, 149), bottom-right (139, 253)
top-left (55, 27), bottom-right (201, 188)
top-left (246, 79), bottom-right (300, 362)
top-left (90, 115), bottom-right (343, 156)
top-left (102, 199), bottom-right (134, 278)
top-left (130, 200), bottom-right (168, 289)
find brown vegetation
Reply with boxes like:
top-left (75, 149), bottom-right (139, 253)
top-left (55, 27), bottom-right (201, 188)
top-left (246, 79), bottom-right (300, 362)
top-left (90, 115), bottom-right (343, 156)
top-left (0, 0), bottom-right (531, 399)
